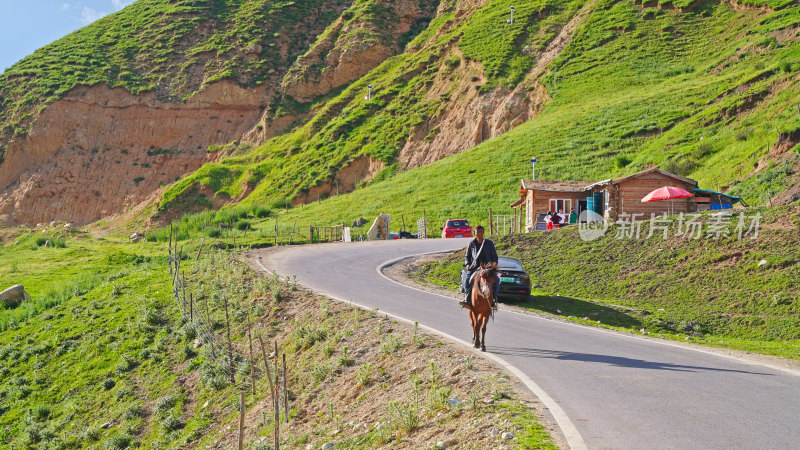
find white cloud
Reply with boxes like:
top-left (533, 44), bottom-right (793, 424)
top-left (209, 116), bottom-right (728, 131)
top-left (80, 6), bottom-right (108, 24)
top-left (111, 0), bottom-right (135, 10)
top-left (61, 3), bottom-right (71, 10)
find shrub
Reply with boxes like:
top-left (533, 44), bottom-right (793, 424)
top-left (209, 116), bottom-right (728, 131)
top-left (115, 355), bottom-right (137, 374)
top-left (199, 361), bottom-right (228, 390)
top-left (111, 284), bottom-right (123, 297)
top-left (123, 404), bottom-right (146, 420)
top-left (24, 424), bottom-right (42, 444)
top-left (269, 198), bottom-right (291, 210)
top-left (735, 128), bottom-right (753, 142)
top-left (138, 305), bottom-right (165, 327)
top-left (412, 322), bottom-right (425, 349)
top-left (103, 433), bottom-right (134, 449)
top-left (31, 404), bottom-right (51, 421)
top-left (311, 363), bottom-right (332, 385)
top-left (693, 140), bottom-right (714, 158)
top-left (160, 414), bottom-right (184, 432)
top-left (337, 346), bottom-right (354, 367)
top-left (428, 385), bottom-right (452, 410)
top-left (235, 220), bottom-right (250, 231)
top-left (83, 426), bottom-right (102, 442)
top-left (153, 395), bottom-right (177, 416)
top-left (614, 155), bottom-right (632, 169)
top-left (103, 378), bottom-right (116, 390)
top-left (292, 322), bottom-right (328, 350)
top-left (444, 55), bottom-right (461, 69)
top-left (661, 157), bottom-right (697, 176)
top-left (115, 385), bottom-right (134, 400)
top-left (182, 344), bottom-right (197, 361)
top-left (387, 401), bottom-right (419, 434)
top-left (179, 323), bottom-right (197, 341)
top-left (428, 360), bottom-right (439, 385)
top-left (271, 284), bottom-right (283, 303)
top-left (356, 363), bottom-right (375, 386)
top-left (253, 206), bottom-right (272, 218)
top-left (208, 228), bottom-right (222, 238)
top-left (379, 334), bottom-right (402, 355)
top-left (138, 348), bottom-right (152, 360)
top-left (321, 341), bottom-right (335, 358)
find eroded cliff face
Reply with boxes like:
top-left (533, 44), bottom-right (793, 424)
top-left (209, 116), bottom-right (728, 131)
top-left (397, 52), bottom-right (549, 168)
top-left (281, 0), bottom-right (441, 102)
top-left (397, 0), bottom-right (593, 168)
top-left (0, 81), bottom-right (265, 226)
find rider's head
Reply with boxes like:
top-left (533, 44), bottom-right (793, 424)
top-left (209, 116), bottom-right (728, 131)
top-left (475, 225), bottom-right (485, 241)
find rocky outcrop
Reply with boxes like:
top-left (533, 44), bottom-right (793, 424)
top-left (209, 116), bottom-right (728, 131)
top-left (0, 284), bottom-right (29, 307)
top-left (281, 0), bottom-right (440, 102)
top-left (0, 81), bottom-right (266, 226)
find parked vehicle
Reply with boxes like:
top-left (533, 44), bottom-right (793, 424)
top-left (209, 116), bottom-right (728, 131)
top-left (496, 257), bottom-right (531, 301)
top-left (459, 257), bottom-right (531, 302)
top-left (441, 219), bottom-right (472, 238)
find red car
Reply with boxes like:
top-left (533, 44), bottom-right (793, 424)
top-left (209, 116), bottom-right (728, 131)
top-left (441, 219), bottom-right (473, 238)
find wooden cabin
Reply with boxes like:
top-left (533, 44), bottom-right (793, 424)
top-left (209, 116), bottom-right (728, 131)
top-left (513, 180), bottom-right (593, 231)
top-left (513, 169), bottom-right (699, 232)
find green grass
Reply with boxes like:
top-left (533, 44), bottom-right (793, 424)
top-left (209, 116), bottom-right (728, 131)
top-left (416, 204), bottom-right (800, 359)
top-left (0, 227), bottom-right (301, 448)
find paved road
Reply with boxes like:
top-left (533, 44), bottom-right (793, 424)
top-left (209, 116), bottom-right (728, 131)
top-left (253, 239), bottom-right (800, 450)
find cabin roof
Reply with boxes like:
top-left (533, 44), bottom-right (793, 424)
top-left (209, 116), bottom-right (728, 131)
top-left (520, 179), bottom-right (594, 192)
top-left (611, 168), bottom-right (697, 186)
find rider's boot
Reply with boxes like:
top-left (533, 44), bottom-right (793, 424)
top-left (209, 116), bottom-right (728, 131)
top-left (458, 292), bottom-right (472, 309)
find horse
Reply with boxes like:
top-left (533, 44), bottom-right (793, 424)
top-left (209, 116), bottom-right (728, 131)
top-left (468, 262), bottom-right (497, 352)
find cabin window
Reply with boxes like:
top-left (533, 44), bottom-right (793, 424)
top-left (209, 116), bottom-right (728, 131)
top-left (549, 199), bottom-right (572, 213)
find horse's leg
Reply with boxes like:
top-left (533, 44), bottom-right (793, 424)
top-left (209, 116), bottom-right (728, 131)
top-left (480, 314), bottom-right (488, 352)
top-left (469, 311), bottom-right (477, 345)
top-left (473, 315), bottom-right (480, 349)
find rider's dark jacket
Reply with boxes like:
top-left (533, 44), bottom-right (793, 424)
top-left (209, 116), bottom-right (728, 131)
top-left (464, 237), bottom-right (498, 271)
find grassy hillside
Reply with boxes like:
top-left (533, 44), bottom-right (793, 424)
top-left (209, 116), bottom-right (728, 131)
top-left (0, 0), bottom-right (350, 162)
top-left (0, 231), bottom-right (555, 448)
top-left (159, 0), bottom-right (589, 212)
top-left (156, 0), bottom-right (800, 226)
top-left (417, 204), bottom-right (800, 359)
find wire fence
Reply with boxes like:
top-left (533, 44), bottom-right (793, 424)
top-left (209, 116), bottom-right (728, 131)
top-left (167, 224), bottom-right (290, 449)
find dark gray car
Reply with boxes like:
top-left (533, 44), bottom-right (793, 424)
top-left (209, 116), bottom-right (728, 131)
top-left (497, 257), bottom-right (531, 301)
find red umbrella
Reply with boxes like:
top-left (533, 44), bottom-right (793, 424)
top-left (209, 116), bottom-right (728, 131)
top-left (641, 186), bottom-right (693, 203)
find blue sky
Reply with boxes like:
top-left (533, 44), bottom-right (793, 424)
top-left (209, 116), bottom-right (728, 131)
top-left (0, 0), bottom-right (136, 72)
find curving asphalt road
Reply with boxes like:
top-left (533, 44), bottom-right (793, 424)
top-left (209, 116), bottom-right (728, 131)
top-left (253, 239), bottom-right (800, 450)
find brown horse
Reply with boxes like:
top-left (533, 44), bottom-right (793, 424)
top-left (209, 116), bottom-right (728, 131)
top-left (468, 262), bottom-right (497, 352)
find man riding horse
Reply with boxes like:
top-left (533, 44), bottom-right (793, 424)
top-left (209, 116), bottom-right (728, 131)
top-left (459, 225), bottom-right (499, 310)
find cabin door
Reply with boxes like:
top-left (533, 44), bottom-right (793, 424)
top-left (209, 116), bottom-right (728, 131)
top-left (593, 192), bottom-right (604, 215)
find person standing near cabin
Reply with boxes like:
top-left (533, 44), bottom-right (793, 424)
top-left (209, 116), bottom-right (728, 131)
top-left (459, 226), bottom-right (499, 309)
top-left (551, 210), bottom-right (562, 228)
top-left (545, 212), bottom-right (554, 230)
